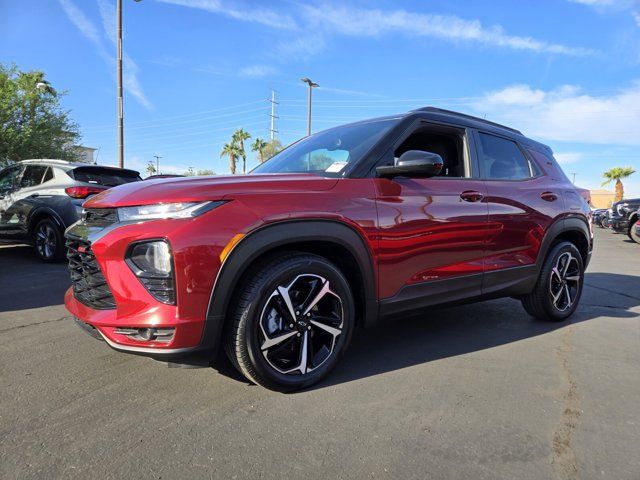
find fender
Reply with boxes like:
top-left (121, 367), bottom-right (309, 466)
top-left (199, 220), bottom-right (378, 355)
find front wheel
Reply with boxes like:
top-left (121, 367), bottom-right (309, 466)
top-left (628, 219), bottom-right (640, 244)
top-left (521, 242), bottom-right (584, 322)
top-left (224, 253), bottom-right (355, 391)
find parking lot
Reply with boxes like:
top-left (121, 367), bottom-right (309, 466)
top-left (1, 228), bottom-right (638, 480)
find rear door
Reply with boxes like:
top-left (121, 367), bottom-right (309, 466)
top-left (475, 131), bottom-right (565, 295)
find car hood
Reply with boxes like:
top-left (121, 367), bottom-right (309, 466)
top-left (84, 173), bottom-right (339, 208)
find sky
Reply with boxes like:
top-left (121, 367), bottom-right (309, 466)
top-left (1, 0), bottom-right (640, 195)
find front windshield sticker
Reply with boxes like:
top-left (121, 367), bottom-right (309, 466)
top-left (325, 162), bottom-right (348, 173)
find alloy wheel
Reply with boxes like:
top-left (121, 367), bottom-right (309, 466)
top-left (258, 274), bottom-right (343, 375)
top-left (549, 252), bottom-right (581, 312)
top-left (35, 223), bottom-right (57, 259)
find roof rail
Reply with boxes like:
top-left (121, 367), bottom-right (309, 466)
top-left (413, 107), bottom-right (522, 135)
top-left (19, 159), bottom-right (76, 165)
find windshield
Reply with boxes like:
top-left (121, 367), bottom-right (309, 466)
top-left (252, 118), bottom-right (398, 177)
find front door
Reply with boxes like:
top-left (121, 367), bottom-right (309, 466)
top-left (0, 164), bottom-right (24, 236)
top-left (373, 122), bottom-right (489, 316)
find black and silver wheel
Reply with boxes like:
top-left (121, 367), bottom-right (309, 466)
top-left (33, 218), bottom-right (65, 262)
top-left (521, 242), bottom-right (584, 322)
top-left (628, 219), bottom-right (640, 244)
top-left (225, 253), bottom-right (354, 391)
top-left (601, 217), bottom-right (610, 229)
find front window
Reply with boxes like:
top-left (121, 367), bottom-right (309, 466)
top-left (252, 118), bottom-right (398, 177)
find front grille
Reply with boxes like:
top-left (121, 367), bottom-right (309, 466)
top-left (83, 208), bottom-right (118, 227)
top-left (66, 238), bottom-right (116, 309)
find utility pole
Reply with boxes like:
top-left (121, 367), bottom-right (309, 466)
top-left (153, 155), bottom-right (162, 175)
top-left (269, 89), bottom-right (278, 141)
top-left (117, 0), bottom-right (124, 168)
top-left (301, 77), bottom-right (319, 136)
top-left (116, 0), bottom-right (142, 169)
top-left (571, 172), bottom-right (578, 184)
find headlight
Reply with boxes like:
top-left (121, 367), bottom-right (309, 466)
top-left (126, 240), bottom-right (175, 304)
top-left (118, 201), bottom-right (224, 222)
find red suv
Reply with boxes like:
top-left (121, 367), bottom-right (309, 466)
top-left (65, 107), bottom-right (592, 390)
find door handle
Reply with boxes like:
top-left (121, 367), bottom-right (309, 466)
top-left (30, 193), bottom-right (40, 198)
top-left (460, 190), bottom-right (484, 202)
top-left (540, 191), bottom-right (558, 202)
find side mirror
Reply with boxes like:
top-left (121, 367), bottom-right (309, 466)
top-left (376, 150), bottom-right (444, 179)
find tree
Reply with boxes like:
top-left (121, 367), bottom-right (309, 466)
top-left (263, 139), bottom-right (283, 161)
top-left (251, 138), bottom-right (268, 164)
top-left (185, 166), bottom-right (195, 176)
top-left (196, 169), bottom-right (215, 176)
top-left (146, 161), bottom-right (157, 176)
top-left (0, 64), bottom-right (80, 166)
top-left (602, 167), bottom-right (636, 202)
top-left (232, 128), bottom-right (251, 173)
top-left (220, 142), bottom-right (242, 174)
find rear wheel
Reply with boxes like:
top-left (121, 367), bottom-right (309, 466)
top-left (224, 253), bottom-right (355, 391)
top-left (521, 242), bottom-right (584, 322)
top-left (33, 218), bottom-right (65, 262)
top-left (628, 219), bottom-right (640, 244)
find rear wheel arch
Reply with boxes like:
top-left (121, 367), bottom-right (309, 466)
top-left (202, 220), bottom-right (378, 355)
top-left (537, 217), bottom-right (591, 269)
top-left (27, 208), bottom-right (65, 238)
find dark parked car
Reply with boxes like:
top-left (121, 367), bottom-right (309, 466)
top-left (631, 207), bottom-right (640, 244)
top-left (0, 159), bottom-right (141, 261)
top-left (608, 198), bottom-right (640, 239)
top-left (65, 107), bottom-right (592, 390)
top-left (592, 208), bottom-right (608, 228)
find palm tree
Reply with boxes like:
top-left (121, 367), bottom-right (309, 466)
top-left (232, 128), bottom-right (251, 173)
top-left (220, 142), bottom-right (241, 174)
top-left (602, 167), bottom-right (636, 202)
top-left (146, 161), bottom-right (157, 177)
top-left (251, 138), bottom-right (268, 164)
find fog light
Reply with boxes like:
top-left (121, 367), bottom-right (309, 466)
top-left (115, 327), bottom-right (175, 343)
top-left (126, 240), bottom-right (176, 304)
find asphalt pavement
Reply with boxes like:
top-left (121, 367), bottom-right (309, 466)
top-left (1, 229), bottom-right (639, 480)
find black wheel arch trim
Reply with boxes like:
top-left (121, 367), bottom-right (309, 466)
top-left (199, 219), bottom-right (378, 356)
top-left (28, 207), bottom-right (66, 237)
top-left (536, 216), bottom-right (592, 272)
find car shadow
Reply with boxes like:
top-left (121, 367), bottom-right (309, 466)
top-left (305, 272), bottom-right (639, 391)
top-left (0, 244), bottom-right (70, 312)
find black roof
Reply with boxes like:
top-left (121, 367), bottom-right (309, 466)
top-left (412, 107), bottom-right (522, 135)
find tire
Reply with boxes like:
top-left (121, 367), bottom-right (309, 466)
top-left (628, 219), bottom-right (640, 244)
top-left (601, 217), bottom-right (610, 229)
top-left (33, 218), bottom-right (65, 262)
top-left (521, 242), bottom-right (584, 322)
top-left (224, 252), bottom-right (355, 391)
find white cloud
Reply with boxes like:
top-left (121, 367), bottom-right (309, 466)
top-left (554, 152), bottom-right (585, 164)
top-left (58, 0), bottom-right (151, 109)
top-left (568, 0), bottom-right (618, 6)
top-left (276, 34), bottom-right (326, 60)
top-left (156, 0), bottom-right (298, 30)
top-left (472, 81), bottom-right (640, 145)
top-left (300, 4), bottom-right (595, 56)
top-left (238, 65), bottom-right (277, 78)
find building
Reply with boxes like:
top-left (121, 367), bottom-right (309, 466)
top-left (589, 189), bottom-right (615, 209)
top-left (73, 145), bottom-right (97, 164)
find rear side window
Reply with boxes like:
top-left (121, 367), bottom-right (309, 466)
top-left (20, 165), bottom-right (49, 187)
top-left (478, 132), bottom-right (532, 180)
top-left (70, 167), bottom-right (141, 187)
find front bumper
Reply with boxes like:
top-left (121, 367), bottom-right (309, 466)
top-left (608, 214), bottom-right (629, 233)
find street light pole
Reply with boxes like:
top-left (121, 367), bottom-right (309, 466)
top-left (117, 0), bottom-right (124, 168)
top-left (154, 155), bottom-right (162, 174)
top-left (301, 77), bottom-right (319, 136)
top-left (116, 0), bottom-right (142, 169)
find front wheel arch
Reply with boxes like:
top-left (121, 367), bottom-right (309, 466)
top-left (202, 220), bottom-right (377, 358)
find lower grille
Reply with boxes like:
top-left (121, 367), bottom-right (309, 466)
top-left (66, 238), bottom-right (116, 309)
